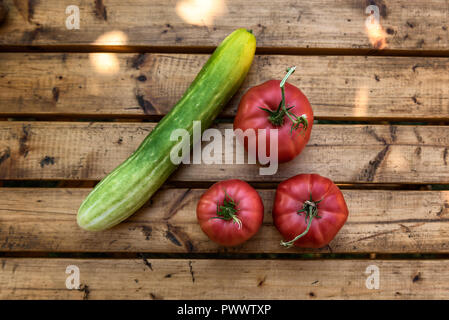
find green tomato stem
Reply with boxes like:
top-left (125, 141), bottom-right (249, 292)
top-left (280, 194), bottom-right (322, 248)
top-left (258, 66), bottom-right (309, 134)
top-left (209, 190), bottom-right (242, 229)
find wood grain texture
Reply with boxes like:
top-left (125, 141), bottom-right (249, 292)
top-left (0, 0), bottom-right (448, 51)
top-left (0, 122), bottom-right (448, 183)
top-left (1, 258), bottom-right (448, 299)
top-left (0, 188), bottom-right (448, 253)
top-left (0, 0), bottom-right (447, 301)
top-left (1, 53), bottom-right (449, 120)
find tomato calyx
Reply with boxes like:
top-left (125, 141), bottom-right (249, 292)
top-left (258, 66), bottom-right (309, 134)
top-left (280, 193), bottom-right (322, 248)
top-left (210, 190), bottom-right (242, 229)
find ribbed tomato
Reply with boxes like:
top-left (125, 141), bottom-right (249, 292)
top-left (233, 66), bottom-right (313, 163)
top-left (196, 179), bottom-right (264, 246)
top-left (273, 174), bottom-right (348, 248)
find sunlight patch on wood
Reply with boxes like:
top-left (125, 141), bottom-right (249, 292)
top-left (89, 31), bottom-right (128, 75)
top-left (176, 0), bottom-right (227, 27)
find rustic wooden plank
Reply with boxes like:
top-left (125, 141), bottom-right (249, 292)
top-left (0, 188), bottom-right (448, 253)
top-left (1, 258), bottom-right (448, 299)
top-left (0, 122), bottom-right (448, 183)
top-left (1, 53), bottom-right (449, 121)
top-left (0, 0), bottom-right (448, 51)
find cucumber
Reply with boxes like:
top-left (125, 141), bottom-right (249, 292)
top-left (77, 28), bottom-right (256, 231)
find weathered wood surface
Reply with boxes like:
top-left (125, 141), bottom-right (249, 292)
top-left (1, 53), bottom-right (449, 120)
top-left (0, 122), bottom-right (448, 183)
top-left (0, 0), bottom-right (448, 51)
top-left (1, 258), bottom-right (448, 299)
top-left (0, 0), bottom-right (448, 302)
top-left (0, 188), bottom-right (448, 253)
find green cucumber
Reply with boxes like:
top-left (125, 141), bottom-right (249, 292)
top-left (77, 28), bottom-right (256, 231)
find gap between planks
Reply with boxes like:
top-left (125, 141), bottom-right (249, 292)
top-left (0, 180), bottom-right (445, 190)
top-left (3, 46), bottom-right (449, 58)
top-left (3, 118), bottom-right (449, 125)
top-left (1, 252), bottom-right (449, 260)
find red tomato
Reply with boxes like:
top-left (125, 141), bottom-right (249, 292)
top-left (234, 67), bottom-right (313, 163)
top-left (196, 179), bottom-right (264, 247)
top-left (273, 174), bottom-right (348, 248)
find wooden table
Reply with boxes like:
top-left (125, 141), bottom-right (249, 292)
top-left (1, 0), bottom-right (449, 300)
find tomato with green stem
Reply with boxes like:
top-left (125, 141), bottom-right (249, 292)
top-left (233, 66), bottom-right (313, 163)
top-left (273, 174), bottom-right (349, 248)
top-left (196, 179), bottom-right (264, 246)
